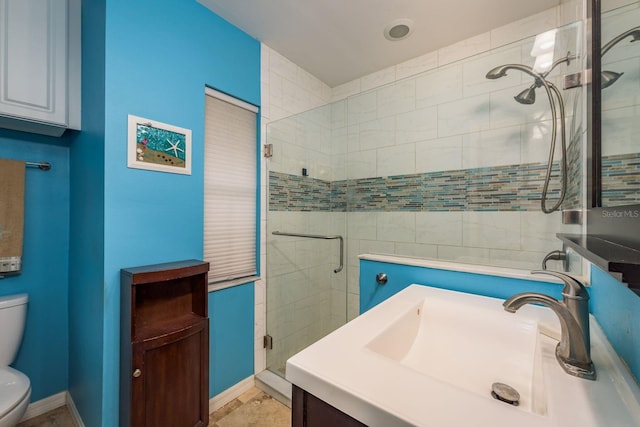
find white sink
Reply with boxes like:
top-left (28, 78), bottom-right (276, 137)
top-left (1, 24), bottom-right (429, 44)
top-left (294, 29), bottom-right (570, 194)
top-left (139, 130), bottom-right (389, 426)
top-left (286, 284), bottom-right (640, 427)
top-left (366, 296), bottom-right (545, 415)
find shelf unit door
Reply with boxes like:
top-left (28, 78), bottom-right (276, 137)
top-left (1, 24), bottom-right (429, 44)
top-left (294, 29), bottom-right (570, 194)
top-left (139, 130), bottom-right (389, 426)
top-left (131, 320), bottom-right (209, 427)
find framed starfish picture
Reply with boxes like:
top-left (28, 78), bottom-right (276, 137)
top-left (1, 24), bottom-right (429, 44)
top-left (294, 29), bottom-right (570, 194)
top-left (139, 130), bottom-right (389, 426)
top-left (127, 115), bottom-right (192, 175)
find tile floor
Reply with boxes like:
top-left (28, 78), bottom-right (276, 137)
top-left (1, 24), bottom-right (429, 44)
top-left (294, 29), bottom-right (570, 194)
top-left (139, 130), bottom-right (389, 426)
top-left (210, 387), bottom-right (290, 427)
top-left (16, 406), bottom-right (75, 427)
top-left (15, 387), bottom-right (291, 427)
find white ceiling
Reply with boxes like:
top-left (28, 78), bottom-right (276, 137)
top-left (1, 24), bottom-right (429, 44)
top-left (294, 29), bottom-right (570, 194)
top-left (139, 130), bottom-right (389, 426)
top-left (198, 0), bottom-right (560, 87)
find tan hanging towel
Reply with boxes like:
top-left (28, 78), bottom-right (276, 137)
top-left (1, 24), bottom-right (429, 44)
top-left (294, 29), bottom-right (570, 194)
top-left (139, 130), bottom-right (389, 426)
top-left (0, 159), bottom-right (25, 273)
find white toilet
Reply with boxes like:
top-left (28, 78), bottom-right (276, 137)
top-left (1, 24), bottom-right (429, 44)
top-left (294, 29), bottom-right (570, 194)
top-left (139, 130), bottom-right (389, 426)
top-left (0, 294), bottom-right (31, 427)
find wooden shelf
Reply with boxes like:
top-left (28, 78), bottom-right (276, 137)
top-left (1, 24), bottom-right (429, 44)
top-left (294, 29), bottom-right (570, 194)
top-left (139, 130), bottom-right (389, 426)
top-left (558, 233), bottom-right (640, 294)
top-left (134, 312), bottom-right (204, 342)
top-left (120, 259), bottom-right (210, 427)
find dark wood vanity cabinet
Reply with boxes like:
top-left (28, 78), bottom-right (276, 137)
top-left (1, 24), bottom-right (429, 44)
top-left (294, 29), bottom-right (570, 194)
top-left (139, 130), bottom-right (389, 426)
top-left (293, 385), bottom-right (367, 427)
top-left (120, 260), bottom-right (210, 427)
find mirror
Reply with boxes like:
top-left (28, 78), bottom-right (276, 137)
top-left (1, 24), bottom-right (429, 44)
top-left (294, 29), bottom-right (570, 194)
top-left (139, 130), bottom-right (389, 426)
top-left (599, 0), bottom-right (640, 207)
top-left (574, 0), bottom-right (640, 289)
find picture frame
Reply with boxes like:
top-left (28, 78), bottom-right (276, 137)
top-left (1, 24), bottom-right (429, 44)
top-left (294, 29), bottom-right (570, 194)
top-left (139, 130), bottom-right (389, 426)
top-left (127, 115), bottom-right (192, 175)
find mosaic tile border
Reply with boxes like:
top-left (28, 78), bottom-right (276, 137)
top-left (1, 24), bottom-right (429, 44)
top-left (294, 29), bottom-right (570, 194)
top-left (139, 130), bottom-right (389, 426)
top-left (269, 173), bottom-right (332, 211)
top-left (270, 161), bottom-right (569, 212)
top-left (602, 152), bottom-right (640, 206)
top-left (282, 151), bottom-right (638, 212)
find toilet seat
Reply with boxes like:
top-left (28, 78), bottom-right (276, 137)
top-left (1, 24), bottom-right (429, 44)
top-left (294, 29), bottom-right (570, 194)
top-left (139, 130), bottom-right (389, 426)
top-left (0, 367), bottom-right (30, 419)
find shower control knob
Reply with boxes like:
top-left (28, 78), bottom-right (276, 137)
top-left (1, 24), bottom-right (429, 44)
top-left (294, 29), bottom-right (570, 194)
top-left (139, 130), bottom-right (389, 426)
top-left (133, 369), bottom-right (142, 378)
top-left (376, 273), bottom-right (388, 285)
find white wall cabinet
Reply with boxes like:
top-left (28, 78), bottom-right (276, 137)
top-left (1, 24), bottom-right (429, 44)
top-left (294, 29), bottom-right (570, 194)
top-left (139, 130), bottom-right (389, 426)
top-left (0, 0), bottom-right (80, 137)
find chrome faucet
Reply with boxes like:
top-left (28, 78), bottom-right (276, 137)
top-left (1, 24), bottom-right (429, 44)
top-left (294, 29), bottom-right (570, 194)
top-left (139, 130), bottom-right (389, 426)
top-left (503, 270), bottom-right (596, 380)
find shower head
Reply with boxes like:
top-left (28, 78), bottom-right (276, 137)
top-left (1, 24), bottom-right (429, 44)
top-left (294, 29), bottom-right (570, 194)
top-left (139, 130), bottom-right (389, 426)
top-left (486, 64), bottom-right (543, 105)
top-left (599, 27), bottom-right (639, 88)
top-left (514, 86), bottom-right (537, 104)
top-left (486, 65), bottom-right (509, 79)
top-left (629, 28), bottom-right (640, 43)
top-left (630, 29), bottom-right (640, 42)
top-left (601, 70), bottom-right (624, 89)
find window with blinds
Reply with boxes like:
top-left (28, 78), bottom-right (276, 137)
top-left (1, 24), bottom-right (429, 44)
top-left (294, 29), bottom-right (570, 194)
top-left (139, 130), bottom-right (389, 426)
top-left (204, 88), bottom-right (258, 284)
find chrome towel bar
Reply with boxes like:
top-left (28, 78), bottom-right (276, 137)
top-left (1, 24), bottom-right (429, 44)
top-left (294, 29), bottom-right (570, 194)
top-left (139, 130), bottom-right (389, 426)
top-left (272, 231), bottom-right (344, 273)
top-left (25, 161), bottom-right (51, 171)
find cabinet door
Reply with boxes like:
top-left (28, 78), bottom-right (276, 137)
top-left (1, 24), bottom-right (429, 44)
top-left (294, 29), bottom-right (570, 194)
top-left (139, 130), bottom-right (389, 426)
top-left (131, 321), bottom-right (209, 427)
top-left (292, 385), bottom-right (367, 427)
top-left (0, 0), bottom-right (67, 125)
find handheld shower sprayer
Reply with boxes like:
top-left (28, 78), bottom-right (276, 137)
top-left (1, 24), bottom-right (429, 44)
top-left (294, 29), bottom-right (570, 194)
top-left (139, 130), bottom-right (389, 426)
top-left (485, 57), bottom-right (571, 214)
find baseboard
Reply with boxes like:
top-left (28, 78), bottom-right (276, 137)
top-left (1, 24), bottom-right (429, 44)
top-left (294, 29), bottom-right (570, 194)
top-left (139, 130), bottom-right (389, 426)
top-left (18, 390), bottom-right (84, 427)
top-left (21, 379), bottom-right (257, 425)
top-left (66, 391), bottom-right (85, 427)
top-left (208, 376), bottom-right (255, 413)
top-left (19, 391), bottom-right (66, 422)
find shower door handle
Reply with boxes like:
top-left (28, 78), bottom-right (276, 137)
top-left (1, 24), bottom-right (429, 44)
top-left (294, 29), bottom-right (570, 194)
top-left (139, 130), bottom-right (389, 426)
top-left (272, 231), bottom-right (344, 273)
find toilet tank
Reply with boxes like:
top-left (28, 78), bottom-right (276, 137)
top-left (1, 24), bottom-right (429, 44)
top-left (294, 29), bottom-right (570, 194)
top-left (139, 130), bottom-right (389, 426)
top-left (0, 294), bottom-right (28, 366)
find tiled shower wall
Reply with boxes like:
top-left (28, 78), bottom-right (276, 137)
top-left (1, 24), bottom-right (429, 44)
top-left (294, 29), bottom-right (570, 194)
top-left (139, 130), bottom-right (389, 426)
top-left (261, 0), bottom-right (587, 374)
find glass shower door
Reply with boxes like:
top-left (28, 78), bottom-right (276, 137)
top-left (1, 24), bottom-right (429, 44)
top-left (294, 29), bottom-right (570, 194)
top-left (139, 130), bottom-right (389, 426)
top-left (265, 106), bottom-right (348, 377)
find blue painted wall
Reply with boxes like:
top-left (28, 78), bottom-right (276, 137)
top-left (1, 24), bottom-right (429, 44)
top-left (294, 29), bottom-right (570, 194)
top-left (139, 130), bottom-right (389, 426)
top-left (0, 2), bottom-right (260, 416)
top-left (54, 0), bottom-right (260, 423)
top-left (590, 265), bottom-right (640, 382)
top-left (359, 259), bottom-right (564, 313)
top-left (0, 132), bottom-right (70, 401)
top-left (209, 283), bottom-right (255, 396)
top-left (67, 0), bottom-right (106, 424)
top-left (96, 1), bottom-right (260, 425)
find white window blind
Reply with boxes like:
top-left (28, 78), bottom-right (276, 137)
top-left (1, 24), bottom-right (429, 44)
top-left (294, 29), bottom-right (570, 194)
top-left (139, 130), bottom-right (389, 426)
top-left (204, 88), bottom-right (258, 284)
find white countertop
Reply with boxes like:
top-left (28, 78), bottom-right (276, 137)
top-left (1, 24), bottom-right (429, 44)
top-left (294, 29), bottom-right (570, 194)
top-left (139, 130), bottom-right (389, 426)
top-left (286, 285), bottom-right (640, 426)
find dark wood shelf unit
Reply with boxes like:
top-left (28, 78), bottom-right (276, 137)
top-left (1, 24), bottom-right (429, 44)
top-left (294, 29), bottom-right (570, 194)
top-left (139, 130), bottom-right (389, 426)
top-left (120, 259), bottom-right (210, 427)
top-left (558, 234), bottom-right (640, 294)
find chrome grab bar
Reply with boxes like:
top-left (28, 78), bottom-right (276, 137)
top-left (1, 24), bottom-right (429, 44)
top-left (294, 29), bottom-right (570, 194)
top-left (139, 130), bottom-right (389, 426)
top-left (272, 231), bottom-right (344, 273)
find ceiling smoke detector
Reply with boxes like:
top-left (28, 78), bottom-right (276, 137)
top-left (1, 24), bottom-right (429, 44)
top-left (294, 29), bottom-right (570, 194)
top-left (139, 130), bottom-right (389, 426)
top-left (384, 19), bottom-right (414, 41)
